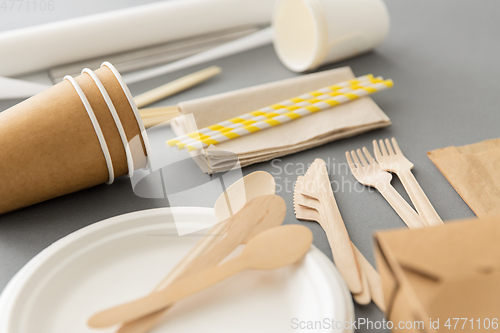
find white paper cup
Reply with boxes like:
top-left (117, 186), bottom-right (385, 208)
top-left (273, 0), bottom-right (390, 72)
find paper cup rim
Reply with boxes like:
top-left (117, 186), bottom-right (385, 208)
top-left (100, 62), bottom-right (152, 171)
top-left (64, 75), bottom-right (115, 184)
top-left (81, 68), bottom-right (136, 177)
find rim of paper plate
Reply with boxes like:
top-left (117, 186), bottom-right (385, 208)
top-left (0, 207), bottom-right (354, 333)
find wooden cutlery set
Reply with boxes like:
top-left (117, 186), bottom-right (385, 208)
top-left (347, 138), bottom-right (443, 229)
top-left (294, 138), bottom-right (442, 310)
top-left (294, 159), bottom-right (385, 310)
top-left (86, 138), bottom-right (441, 330)
top-left (87, 172), bottom-right (311, 331)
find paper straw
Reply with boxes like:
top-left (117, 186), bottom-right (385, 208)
top-left (177, 76), bottom-right (383, 149)
top-left (176, 79), bottom-right (393, 151)
top-left (167, 74), bottom-right (378, 148)
top-left (174, 76), bottom-right (386, 150)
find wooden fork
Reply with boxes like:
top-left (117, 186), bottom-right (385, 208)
top-left (373, 138), bottom-right (443, 227)
top-left (346, 148), bottom-right (425, 229)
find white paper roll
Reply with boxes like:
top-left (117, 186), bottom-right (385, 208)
top-left (0, 0), bottom-right (275, 76)
top-left (0, 76), bottom-right (51, 99)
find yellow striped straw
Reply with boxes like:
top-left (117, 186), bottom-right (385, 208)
top-left (170, 77), bottom-right (394, 151)
top-left (167, 74), bottom-right (378, 149)
top-left (176, 76), bottom-right (386, 150)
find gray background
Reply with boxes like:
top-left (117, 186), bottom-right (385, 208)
top-left (0, 0), bottom-right (496, 331)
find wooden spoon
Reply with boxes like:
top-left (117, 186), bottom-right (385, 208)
top-left (115, 172), bottom-right (276, 333)
top-left (88, 225), bottom-right (313, 328)
top-left (116, 191), bottom-right (284, 333)
top-left (214, 170), bottom-right (276, 222)
top-left (153, 170), bottom-right (276, 290)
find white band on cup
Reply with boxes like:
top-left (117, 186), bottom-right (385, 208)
top-left (64, 75), bottom-right (115, 185)
top-left (100, 62), bottom-right (152, 170)
top-left (81, 68), bottom-right (135, 177)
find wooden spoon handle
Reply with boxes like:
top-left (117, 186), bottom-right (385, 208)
top-left (116, 310), bottom-right (166, 333)
top-left (89, 259), bottom-right (246, 328)
top-left (117, 194), bottom-right (284, 332)
top-left (159, 221), bottom-right (229, 289)
top-left (116, 222), bottom-right (233, 333)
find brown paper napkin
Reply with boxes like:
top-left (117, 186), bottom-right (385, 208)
top-left (428, 138), bottom-right (500, 217)
top-left (171, 67), bottom-right (391, 173)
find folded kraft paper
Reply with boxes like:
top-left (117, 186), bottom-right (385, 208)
top-left (375, 215), bottom-right (500, 333)
top-left (428, 138), bottom-right (500, 217)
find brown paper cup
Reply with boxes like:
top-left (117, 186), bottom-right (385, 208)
top-left (0, 68), bottom-right (145, 215)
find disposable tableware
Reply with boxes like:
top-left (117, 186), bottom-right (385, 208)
top-left (299, 159), bottom-right (362, 294)
top-left (117, 172), bottom-right (278, 333)
top-left (346, 148), bottom-right (425, 229)
top-left (373, 138), bottom-right (442, 227)
top-left (294, 176), bottom-right (385, 311)
top-left (88, 225), bottom-right (313, 328)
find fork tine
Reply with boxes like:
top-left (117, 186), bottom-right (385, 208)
top-left (385, 138), bottom-right (395, 155)
top-left (356, 149), bottom-right (368, 167)
top-left (345, 151), bottom-right (358, 169)
top-left (351, 150), bottom-right (362, 168)
top-left (373, 140), bottom-right (382, 160)
top-left (391, 137), bottom-right (402, 155)
top-left (345, 151), bottom-right (357, 171)
top-left (362, 147), bottom-right (377, 165)
top-left (379, 139), bottom-right (388, 156)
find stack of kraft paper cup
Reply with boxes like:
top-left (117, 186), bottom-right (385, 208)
top-left (0, 62), bottom-right (152, 215)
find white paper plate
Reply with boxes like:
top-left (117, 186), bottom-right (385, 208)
top-left (0, 208), bottom-right (354, 333)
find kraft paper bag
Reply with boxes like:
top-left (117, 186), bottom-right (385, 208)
top-left (428, 138), bottom-right (500, 217)
top-left (375, 215), bottom-right (500, 333)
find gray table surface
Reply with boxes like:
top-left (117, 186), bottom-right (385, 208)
top-left (1, 0), bottom-right (497, 331)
